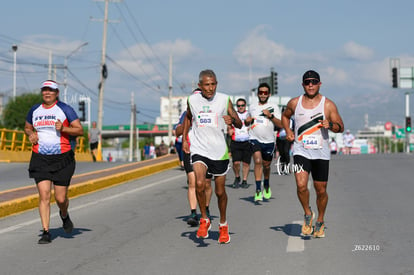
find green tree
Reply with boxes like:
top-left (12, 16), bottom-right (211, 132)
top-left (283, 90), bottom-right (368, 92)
top-left (2, 93), bottom-right (42, 130)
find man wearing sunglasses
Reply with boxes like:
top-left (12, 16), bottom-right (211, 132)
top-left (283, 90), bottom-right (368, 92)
top-left (228, 98), bottom-right (252, 189)
top-left (245, 83), bottom-right (282, 202)
top-left (282, 70), bottom-right (344, 238)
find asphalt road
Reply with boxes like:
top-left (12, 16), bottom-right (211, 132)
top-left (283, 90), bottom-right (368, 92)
top-left (0, 161), bottom-right (126, 191)
top-left (0, 154), bottom-right (413, 275)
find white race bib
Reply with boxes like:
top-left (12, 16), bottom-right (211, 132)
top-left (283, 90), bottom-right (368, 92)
top-left (196, 112), bottom-right (218, 128)
top-left (254, 117), bottom-right (269, 126)
top-left (303, 134), bottom-right (323, 149)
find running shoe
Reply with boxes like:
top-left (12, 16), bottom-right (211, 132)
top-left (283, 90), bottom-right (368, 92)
top-left (187, 212), bottom-right (199, 227)
top-left (240, 180), bottom-right (249, 189)
top-left (38, 230), bottom-right (51, 244)
top-left (218, 224), bottom-right (230, 244)
top-left (263, 186), bottom-right (272, 200)
top-left (60, 211), bottom-right (74, 234)
top-left (232, 178), bottom-right (240, 189)
top-left (301, 210), bottom-right (315, 236)
top-left (313, 221), bottom-right (325, 238)
top-left (196, 218), bottom-right (211, 239)
top-left (254, 190), bottom-right (263, 202)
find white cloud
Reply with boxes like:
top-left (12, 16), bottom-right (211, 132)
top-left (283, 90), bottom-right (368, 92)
top-left (233, 25), bottom-right (295, 69)
top-left (342, 41), bottom-right (374, 61)
top-left (116, 39), bottom-right (201, 78)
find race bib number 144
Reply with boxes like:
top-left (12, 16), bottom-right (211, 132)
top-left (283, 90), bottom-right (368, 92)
top-left (303, 134), bottom-right (323, 149)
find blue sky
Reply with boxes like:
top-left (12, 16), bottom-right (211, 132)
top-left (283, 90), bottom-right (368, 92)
top-left (1, 0), bottom-right (414, 127)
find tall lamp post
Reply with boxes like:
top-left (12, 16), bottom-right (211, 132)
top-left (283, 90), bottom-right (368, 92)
top-left (12, 44), bottom-right (18, 100)
top-left (63, 42), bottom-right (88, 103)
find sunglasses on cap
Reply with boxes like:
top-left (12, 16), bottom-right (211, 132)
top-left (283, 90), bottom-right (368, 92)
top-left (303, 79), bottom-right (320, 85)
top-left (237, 104), bottom-right (245, 107)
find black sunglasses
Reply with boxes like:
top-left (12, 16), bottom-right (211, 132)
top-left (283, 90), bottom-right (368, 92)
top-left (237, 104), bottom-right (245, 107)
top-left (303, 79), bottom-right (320, 85)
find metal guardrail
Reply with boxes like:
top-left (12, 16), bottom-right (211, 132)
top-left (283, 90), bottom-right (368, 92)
top-left (0, 128), bottom-right (86, 153)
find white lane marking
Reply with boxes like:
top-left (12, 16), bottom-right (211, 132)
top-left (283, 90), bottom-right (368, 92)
top-left (0, 174), bottom-right (184, 235)
top-left (286, 220), bottom-right (305, 252)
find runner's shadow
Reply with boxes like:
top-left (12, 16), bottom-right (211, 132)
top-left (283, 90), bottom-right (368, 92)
top-left (42, 227), bottom-right (92, 241)
top-left (180, 230), bottom-right (233, 247)
top-left (270, 224), bottom-right (311, 240)
top-left (239, 196), bottom-right (264, 205)
top-left (181, 231), bottom-right (210, 247)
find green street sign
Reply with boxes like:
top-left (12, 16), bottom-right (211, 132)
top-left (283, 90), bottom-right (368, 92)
top-left (395, 128), bottom-right (406, 139)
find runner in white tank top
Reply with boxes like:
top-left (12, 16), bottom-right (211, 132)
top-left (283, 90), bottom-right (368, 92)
top-left (182, 70), bottom-right (242, 244)
top-left (282, 70), bottom-right (344, 238)
top-left (293, 95), bottom-right (330, 160)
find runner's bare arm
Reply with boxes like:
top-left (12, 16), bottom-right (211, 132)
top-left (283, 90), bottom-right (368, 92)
top-left (282, 97), bottom-right (298, 142)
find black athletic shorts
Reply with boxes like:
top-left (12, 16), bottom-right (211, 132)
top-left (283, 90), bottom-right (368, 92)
top-left (293, 155), bottom-right (329, 182)
top-left (29, 150), bottom-right (76, 186)
top-left (230, 140), bottom-right (252, 164)
top-left (249, 139), bottom-right (275, 161)
top-left (183, 152), bottom-right (212, 179)
top-left (90, 141), bottom-right (99, 150)
top-left (192, 154), bottom-right (230, 177)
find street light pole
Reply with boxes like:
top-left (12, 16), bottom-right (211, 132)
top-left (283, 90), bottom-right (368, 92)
top-left (12, 44), bottom-right (18, 100)
top-left (63, 42), bottom-right (88, 103)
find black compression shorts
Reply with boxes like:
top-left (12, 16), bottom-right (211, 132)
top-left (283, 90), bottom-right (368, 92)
top-left (293, 155), bottom-right (329, 182)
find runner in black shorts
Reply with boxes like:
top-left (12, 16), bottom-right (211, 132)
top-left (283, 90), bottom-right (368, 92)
top-left (282, 70), bottom-right (344, 238)
top-left (175, 107), bottom-right (213, 227)
top-left (228, 98), bottom-right (252, 189)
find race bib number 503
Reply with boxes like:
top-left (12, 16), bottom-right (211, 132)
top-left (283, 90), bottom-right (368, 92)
top-left (196, 113), bottom-right (218, 128)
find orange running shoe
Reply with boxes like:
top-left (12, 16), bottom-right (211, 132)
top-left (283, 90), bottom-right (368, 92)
top-left (218, 224), bottom-right (230, 244)
top-left (196, 218), bottom-right (211, 239)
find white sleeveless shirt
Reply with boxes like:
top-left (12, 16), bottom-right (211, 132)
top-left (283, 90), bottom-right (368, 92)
top-left (231, 111), bottom-right (250, 142)
top-left (293, 95), bottom-right (330, 160)
top-left (188, 92), bottom-right (230, 160)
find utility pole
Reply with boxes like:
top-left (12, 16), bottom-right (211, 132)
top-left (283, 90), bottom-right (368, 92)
top-left (48, 51), bottom-right (53, 80)
top-left (129, 92), bottom-right (136, 162)
top-left (168, 54), bottom-right (173, 144)
top-left (12, 45), bottom-right (17, 100)
top-left (97, 0), bottom-right (109, 137)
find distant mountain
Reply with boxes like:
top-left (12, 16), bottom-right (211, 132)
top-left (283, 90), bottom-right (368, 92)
top-left (336, 90), bottom-right (413, 132)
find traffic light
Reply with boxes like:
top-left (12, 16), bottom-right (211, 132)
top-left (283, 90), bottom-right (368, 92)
top-left (78, 101), bottom-right (86, 122)
top-left (392, 67), bottom-right (398, 88)
top-left (271, 71), bottom-right (278, 95)
top-left (405, 116), bottom-right (411, 132)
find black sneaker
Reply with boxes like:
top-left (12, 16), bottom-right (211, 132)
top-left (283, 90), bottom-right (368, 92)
top-left (60, 211), bottom-right (74, 234)
top-left (38, 230), bottom-right (51, 244)
top-left (187, 212), bottom-right (199, 227)
top-left (232, 178), bottom-right (240, 189)
top-left (241, 180), bottom-right (249, 189)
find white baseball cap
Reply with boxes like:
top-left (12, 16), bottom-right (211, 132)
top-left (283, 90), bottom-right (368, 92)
top-left (41, 80), bottom-right (59, 90)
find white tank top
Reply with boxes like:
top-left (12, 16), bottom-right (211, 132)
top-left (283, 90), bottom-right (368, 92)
top-left (248, 101), bottom-right (280, 143)
top-left (293, 95), bottom-right (330, 160)
top-left (188, 92), bottom-right (230, 160)
top-left (231, 111), bottom-right (250, 142)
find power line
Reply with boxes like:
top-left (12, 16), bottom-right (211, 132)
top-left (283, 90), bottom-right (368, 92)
top-left (116, 1), bottom-right (186, 93)
top-left (105, 55), bottom-right (165, 95)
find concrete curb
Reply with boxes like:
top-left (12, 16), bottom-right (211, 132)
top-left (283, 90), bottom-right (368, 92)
top-left (0, 159), bottom-right (179, 219)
